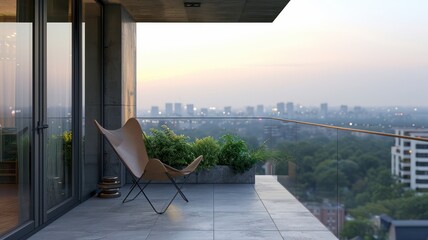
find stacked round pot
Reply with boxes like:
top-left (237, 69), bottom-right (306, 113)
top-left (97, 176), bottom-right (121, 198)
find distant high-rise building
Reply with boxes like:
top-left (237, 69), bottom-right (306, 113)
top-left (174, 103), bottom-right (182, 116)
top-left (320, 103), bottom-right (328, 118)
top-left (286, 102), bottom-right (294, 117)
top-left (186, 104), bottom-right (194, 116)
top-left (246, 106), bottom-right (255, 116)
top-left (165, 103), bottom-right (173, 116)
top-left (354, 106), bottom-right (362, 112)
top-left (224, 106), bottom-right (232, 116)
top-left (276, 102), bottom-right (285, 115)
top-left (200, 108), bottom-right (208, 116)
top-left (150, 106), bottom-right (159, 116)
top-left (391, 129), bottom-right (428, 192)
top-left (353, 106), bottom-right (364, 118)
top-left (340, 105), bottom-right (348, 114)
top-left (256, 105), bottom-right (264, 115)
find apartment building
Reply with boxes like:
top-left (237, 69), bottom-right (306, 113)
top-left (391, 129), bottom-right (428, 191)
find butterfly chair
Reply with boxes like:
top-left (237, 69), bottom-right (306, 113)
top-left (94, 118), bottom-right (203, 214)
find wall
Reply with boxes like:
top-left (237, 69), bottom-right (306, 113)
top-left (82, 2), bottom-right (102, 199)
top-left (102, 4), bottom-right (136, 183)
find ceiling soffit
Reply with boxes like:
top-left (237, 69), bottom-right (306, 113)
top-left (102, 0), bottom-right (290, 22)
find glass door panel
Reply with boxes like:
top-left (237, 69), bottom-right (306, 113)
top-left (46, 0), bottom-right (73, 210)
top-left (0, 1), bottom-right (33, 235)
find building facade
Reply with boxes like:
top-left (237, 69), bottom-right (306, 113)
top-left (305, 202), bottom-right (345, 237)
top-left (0, 0), bottom-right (287, 238)
top-left (276, 102), bottom-right (285, 116)
top-left (391, 129), bottom-right (428, 191)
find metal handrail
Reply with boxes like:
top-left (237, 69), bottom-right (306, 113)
top-left (137, 116), bottom-right (428, 143)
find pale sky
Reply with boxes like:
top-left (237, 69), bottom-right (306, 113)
top-left (137, 0), bottom-right (428, 110)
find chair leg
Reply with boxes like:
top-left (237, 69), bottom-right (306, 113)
top-left (131, 173), bottom-right (192, 214)
top-left (167, 173), bottom-right (189, 202)
top-left (122, 180), bottom-right (138, 203)
top-left (133, 179), bottom-right (171, 214)
top-left (122, 175), bottom-right (151, 203)
top-left (122, 173), bottom-right (193, 214)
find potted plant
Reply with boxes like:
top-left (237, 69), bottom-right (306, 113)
top-left (192, 134), bottom-right (266, 183)
top-left (144, 126), bottom-right (265, 184)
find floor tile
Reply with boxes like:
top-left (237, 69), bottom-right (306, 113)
top-left (31, 230), bottom-right (152, 240)
top-left (30, 231), bottom-right (105, 240)
top-left (257, 190), bottom-right (295, 200)
top-left (214, 199), bottom-right (266, 212)
top-left (270, 212), bottom-right (328, 231)
top-left (153, 211), bottom-right (214, 231)
top-left (147, 230), bottom-right (213, 240)
top-left (214, 184), bottom-right (255, 193)
top-left (44, 211), bottom-right (159, 232)
top-left (262, 199), bottom-right (308, 213)
top-left (214, 212), bottom-right (277, 231)
top-left (214, 191), bottom-right (259, 200)
top-left (280, 230), bottom-right (337, 240)
top-left (166, 198), bottom-right (213, 213)
top-left (215, 231), bottom-right (283, 240)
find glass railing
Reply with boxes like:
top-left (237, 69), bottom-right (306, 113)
top-left (135, 116), bottom-right (428, 239)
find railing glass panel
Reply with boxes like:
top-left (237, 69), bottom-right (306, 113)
top-left (136, 116), bottom-right (428, 239)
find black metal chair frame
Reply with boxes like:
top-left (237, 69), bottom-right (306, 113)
top-left (122, 172), bottom-right (191, 214)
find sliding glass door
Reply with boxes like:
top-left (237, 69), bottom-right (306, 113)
top-left (45, 0), bottom-right (74, 212)
top-left (0, 0), bottom-right (101, 237)
top-left (1, 0), bottom-right (78, 237)
top-left (0, 0), bottom-right (33, 236)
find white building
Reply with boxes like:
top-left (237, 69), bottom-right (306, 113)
top-left (391, 129), bottom-right (428, 192)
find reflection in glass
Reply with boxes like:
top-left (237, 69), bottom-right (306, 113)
top-left (46, 0), bottom-right (73, 209)
top-left (0, 20), bottom-right (32, 238)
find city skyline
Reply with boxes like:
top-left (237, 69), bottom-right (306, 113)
top-left (137, 100), bottom-right (428, 118)
top-left (138, 101), bottom-right (428, 113)
top-left (137, 0), bottom-right (428, 109)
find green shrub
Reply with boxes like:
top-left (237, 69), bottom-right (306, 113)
top-left (218, 134), bottom-right (255, 173)
top-left (192, 136), bottom-right (220, 170)
top-left (45, 131), bottom-right (73, 168)
top-left (63, 131), bottom-right (72, 167)
top-left (144, 129), bottom-right (264, 173)
top-left (144, 125), bottom-right (195, 168)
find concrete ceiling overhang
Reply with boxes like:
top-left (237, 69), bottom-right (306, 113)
top-left (102, 0), bottom-right (290, 22)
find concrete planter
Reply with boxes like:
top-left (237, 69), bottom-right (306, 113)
top-left (135, 165), bottom-right (255, 184)
top-left (194, 165), bottom-right (255, 184)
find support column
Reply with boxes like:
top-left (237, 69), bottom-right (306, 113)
top-left (83, 2), bottom-right (102, 199)
top-left (103, 4), bottom-right (136, 183)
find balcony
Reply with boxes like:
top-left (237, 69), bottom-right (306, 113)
top-left (29, 176), bottom-right (336, 240)
top-left (25, 117), bottom-right (428, 239)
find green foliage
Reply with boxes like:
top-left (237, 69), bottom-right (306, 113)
top-left (340, 219), bottom-right (375, 240)
top-left (349, 169), bottom-right (408, 207)
top-left (63, 131), bottom-right (72, 167)
top-left (269, 150), bottom-right (291, 175)
top-left (46, 131), bottom-right (72, 167)
top-left (2, 133), bottom-right (17, 160)
top-left (144, 128), bottom-right (270, 172)
top-left (350, 194), bottom-right (428, 220)
top-left (275, 135), bottom-right (397, 203)
top-left (192, 136), bottom-right (220, 169)
top-left (218, 134), bottom-right (256, 173)
top-left (144, 125), bottom-right (195, 168)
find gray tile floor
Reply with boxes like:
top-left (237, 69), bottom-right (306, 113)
top-left (29, 176), bottom-right (337, 240)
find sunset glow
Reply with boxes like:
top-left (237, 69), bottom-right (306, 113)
top-left (137, 0), bottom-right (428, 109)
